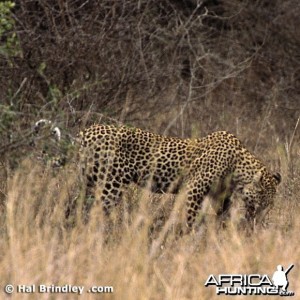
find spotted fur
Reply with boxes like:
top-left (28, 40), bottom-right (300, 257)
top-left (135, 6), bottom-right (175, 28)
top-left (79, 124), bottom-right (281, 230)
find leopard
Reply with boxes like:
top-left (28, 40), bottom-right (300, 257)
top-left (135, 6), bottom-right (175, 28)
top-left (78, 124), bottom-right (281, 232)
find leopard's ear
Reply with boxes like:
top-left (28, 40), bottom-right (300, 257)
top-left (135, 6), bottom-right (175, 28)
top-left (273, 172), bottom-right (281, 185)
top-left (253, 171), bottom-right (263, 184)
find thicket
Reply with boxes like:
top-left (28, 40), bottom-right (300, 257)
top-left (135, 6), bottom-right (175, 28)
top-left (0, 0), bottom-right (299, 160)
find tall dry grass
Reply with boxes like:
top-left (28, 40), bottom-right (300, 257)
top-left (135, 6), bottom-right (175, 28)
top-left (0, 149), bottom-right (299, 300)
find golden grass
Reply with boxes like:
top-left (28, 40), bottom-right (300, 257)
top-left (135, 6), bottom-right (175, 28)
top-left (0, 158), bottom-right (299, 300)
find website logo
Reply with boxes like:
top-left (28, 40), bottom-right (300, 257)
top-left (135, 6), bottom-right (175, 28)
top-left (205, 264), bottom-right (294, 296)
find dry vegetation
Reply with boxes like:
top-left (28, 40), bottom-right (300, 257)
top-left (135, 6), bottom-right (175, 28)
top-left (0, 1), bottom-right (299, 299)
